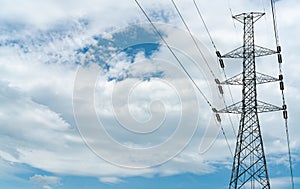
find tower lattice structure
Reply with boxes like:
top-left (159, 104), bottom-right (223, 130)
top-left (218, 12), bottom-right (283, 189)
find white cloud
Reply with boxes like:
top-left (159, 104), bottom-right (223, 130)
top-left (271, 176), bottom-right (300, 189)
top-left (99, 177), bottom-right (124, 184)
top-left (30, 174), bottom-right (61, 189)
top-left (0, 0), bottom-right (299, 185)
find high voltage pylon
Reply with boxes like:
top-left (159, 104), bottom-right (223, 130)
top-left (217, 12), bottom-right (283, 189)
top-left (134, 1), bottom-right (294, 188)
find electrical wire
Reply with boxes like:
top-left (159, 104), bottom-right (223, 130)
top-left (271, 1), bottom-right (294, 188)
top-left (226, 0), bottom-right (237, 31)
top-left (221, 94), bottom-right (237, 136)
top-left (171, 0), bottom-right (216, 78)
top-left (134, 0), bottom-right (212, 108)
top-left (134, 0), bottom-right (234, 157)
top-left (192, 0), bottom-right (217, 51)
top-left (134, 2), bottom-right (293, 187)
top-left (171, 0), bottom-right (236, 153)
top-left (261, 0), bottom-right (266, 14)
top-left (285, 118), bottom-right (295, 189)
top-left (271, 0), bottom-right (280, 47)
top-left (193, 0), bottom-right (238, 136)
top-left (220, 119), bottom-right (234, 157)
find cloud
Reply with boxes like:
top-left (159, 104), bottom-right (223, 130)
top-left (0, 0), bottom-right (299, 186)
top-left (0, 20), bottom-right (220, 177)
top-left (30, 174), bottom-right (61, 189)
top-left (99, 177), bottom-right (124, 184)
top-left (270, 177), bottom-right (300, 189)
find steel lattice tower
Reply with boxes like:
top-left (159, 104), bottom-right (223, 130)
top-left (218, 12), bottom-right (283, 189)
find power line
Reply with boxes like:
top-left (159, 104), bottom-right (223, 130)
top-left (285, 118), bottom-right (295, 189)
top-left (192, 0), bottom-right (235, 103)
top-left (261, 0), bottom-right (266, 14)
top-left (192, 0), bottom-right (238, 137)
top-left (220, 93), bottom-right (237, 136)
top-left (134, 0), bottom-right (234, 157)
top-left (271, 0), bottom-right (280, 47)
top-left (219, 119), bottom-right (234, 157)
top-left (192, 0), bottom-right (217, 51)
top-left (133, 0), bottom-right (212, 108)
top-left (173, 0), bottom-right (237, 154)
top-left (271, 1), bottom-right (294, 188)
top-left (171, 0), bottom-right (236, 153)
top-left (171, 0), bottom-right (216, 78)
top-left (226, 0), bottom-right (237, 31)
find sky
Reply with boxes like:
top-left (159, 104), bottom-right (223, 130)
top-left (0, 0), bottom-right (299, 189)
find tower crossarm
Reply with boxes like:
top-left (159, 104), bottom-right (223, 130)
top-left (221, 72), bottom-right (279, 85)
top-left (256, 100), bottom-right (283, 113)
top-left (218, 100), bottom-right (282, 114)
top-left (255, 45), bottom-right (277, 57)
top-left (233, 12), bottom-right (265, 23)
top-left (221, 45), bottom-right (276, 58)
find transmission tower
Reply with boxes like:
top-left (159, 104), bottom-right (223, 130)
top-left (217, 12), bottom-right (283, 189)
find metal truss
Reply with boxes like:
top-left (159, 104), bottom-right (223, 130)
top-left (221, 72), bottom-right (279, 85)
top-left (221, 45), bottom-right (276, 58)
top-left (218, 12), bottom-right (281, 189)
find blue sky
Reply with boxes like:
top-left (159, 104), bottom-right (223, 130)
top-left (0, 0), bottom-right (300, 189)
